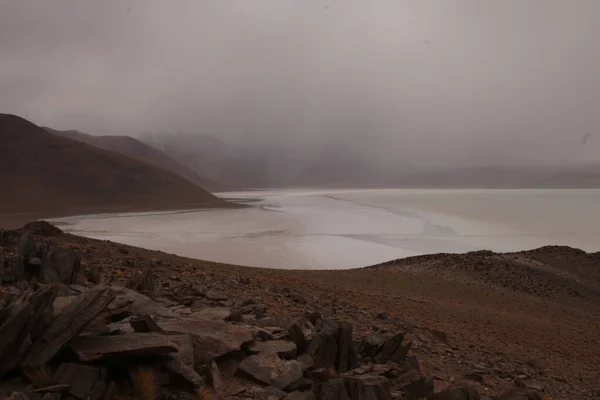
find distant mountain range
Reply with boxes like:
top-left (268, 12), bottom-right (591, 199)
top-left (0, 114), bottom-right (229, 226)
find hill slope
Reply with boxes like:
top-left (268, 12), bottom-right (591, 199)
top-left (0, 114), bottom-right (229, 224)
top-left (44, 128), bottom-right (217, 190)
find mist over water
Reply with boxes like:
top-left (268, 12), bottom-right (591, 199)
top-left (54, 189), bottom-right (600, 270)
top-left (2, 0), bottom-right (600, 172)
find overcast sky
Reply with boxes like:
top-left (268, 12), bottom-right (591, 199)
top-left (1, 0), bottom-right (599, 166)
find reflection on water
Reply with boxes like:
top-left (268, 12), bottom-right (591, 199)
top-left (52, 189), bottom-right (600, 270)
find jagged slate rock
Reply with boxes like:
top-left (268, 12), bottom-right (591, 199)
top-left (344, 375), bottom-right (393, 400)
top-left (314, 378), bottom-right (350, 400)
top-left (0, 285), bottom-right (60, 375)
top-left (347, 345), bottom-right (358, 371)
top-left (374, 333), bottom-right (405, 364)
top-left (255, 387), bottom-right (287, 400)
top-left (129, 314), bottom-right (164, 333)
top-left (306, 320), bottom-right (339, 369)
top-left (306, 368), bottom-right (331, 383)
top-left (53, 363), bottom-right (104, 400)
top-left (288, 318), bottom-right (316, 354)
top-left (403, 377), bottom-right (434, 400)
top-left (69, 332), bottom-right (183, 361)
top-left (41, 248), bottom-right (81, 284)
top-left (192, 307), bottom-right (232, 321)
top-left (21, 287), bottom-right (115, 367)
top-left (41, 393), bottom-right (61, 400)
top-left (495, 389), bottom-right (542, 400)
top-left (226, 309), bottom-right (244, 322)
top-left (0, 294), bottom-right (33, 361)
top-left (28, 283), bottom-right (60, 340)
top-left (206, 360), bottom-right (223, 393)
top-left (159, 319), bottom-right (257, 366)
top-left (253, 305), bottom-right (268, 319)
top-left (238, 298), bottom-right (256, 307)
top-left (80, 320), bottom-right (110, 337)
top-left (284, 391), bottom-right (316, 400)
top-left (8, 392), bottom-right (31, 400)
top-left (336, 321), bottom-right (353, 372)
top-left (249, 340), bottom-right (297, 358)
top-left (288, 377), bottom-right (313, 392)
top-left (298, 354), bottom-right (314, 371)
top-left (19, 232), bottom-right (37, 261)
top-left (102, 382), bottom-right (116, 400)
top-left (428, 386), bottom-right (481, 400)
top-left (205, 290), bottom-right (227, 301)
top-left (163, 334), bottom-right (204, 388)
top-left (360, 334), bottom-right (390, 358)
top-left (89, 382), bottom-right (106, 400)
top-left (237, 351), bottom-right (303, 390)
top-left (102, 287), bottom-right (177, 320)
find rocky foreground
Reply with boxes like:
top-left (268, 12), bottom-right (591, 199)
top-left (0, 223), bottom-right (597, 400)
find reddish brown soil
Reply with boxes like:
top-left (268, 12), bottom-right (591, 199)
top-left (0, 114), bottom-right (234, 228)
top-left (33, 230), bottom-right (599, 399)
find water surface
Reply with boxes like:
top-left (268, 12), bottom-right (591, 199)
top-left (53, 189), bottom-right (600, 269)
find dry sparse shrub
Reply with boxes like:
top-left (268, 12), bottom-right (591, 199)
top-left (23, 365), bottom-right (55, 388)
top-left (130, 368), bottom-right (157, 400)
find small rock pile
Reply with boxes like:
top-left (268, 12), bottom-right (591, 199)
top-left (0, 224), bottom-right (543, 400)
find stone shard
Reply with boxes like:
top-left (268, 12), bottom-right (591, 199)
top-left (21, 287), bottom-right (116, 367)
top-left (69, 333), bottom-right (183, 361)
top-left (237, 351), bottom-right (303, 390)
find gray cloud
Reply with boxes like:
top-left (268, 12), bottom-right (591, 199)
top-left (1, 0), bottom-right (600, 166)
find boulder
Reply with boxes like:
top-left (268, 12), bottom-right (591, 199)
top-left (41, 247), bottom-right (82, 284)
top-left (158, 319), bottom-right (257, 366)
top-left (373, 333), bottom-right (411, 364)
top-left (192, 307), bottom-right (232, 321)
top-left (206, 360), bottom-right (223, 394)
top-left (306, 320), bottom-right (339, 370)
top-left (237, 351), bottom-right (303, 390)
top-left (288, 317), bottom-right (316, 354)
top-left (205, 290), bottom-right (227, 301)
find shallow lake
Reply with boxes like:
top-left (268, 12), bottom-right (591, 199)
top-left (52, 189), bottom-right (600, 269)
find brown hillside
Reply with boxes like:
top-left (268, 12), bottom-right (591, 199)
top-left (0, 114), bottom-right (230, 226)
top-left (44, 127), bottom-right (218, 190)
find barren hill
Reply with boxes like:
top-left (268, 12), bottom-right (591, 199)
top-left (44, 127), bottom-right (217, 190)
top-left (0, 114), bottom-right (230, 226)
top-left (367, 246), bottom-right (600, 306)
